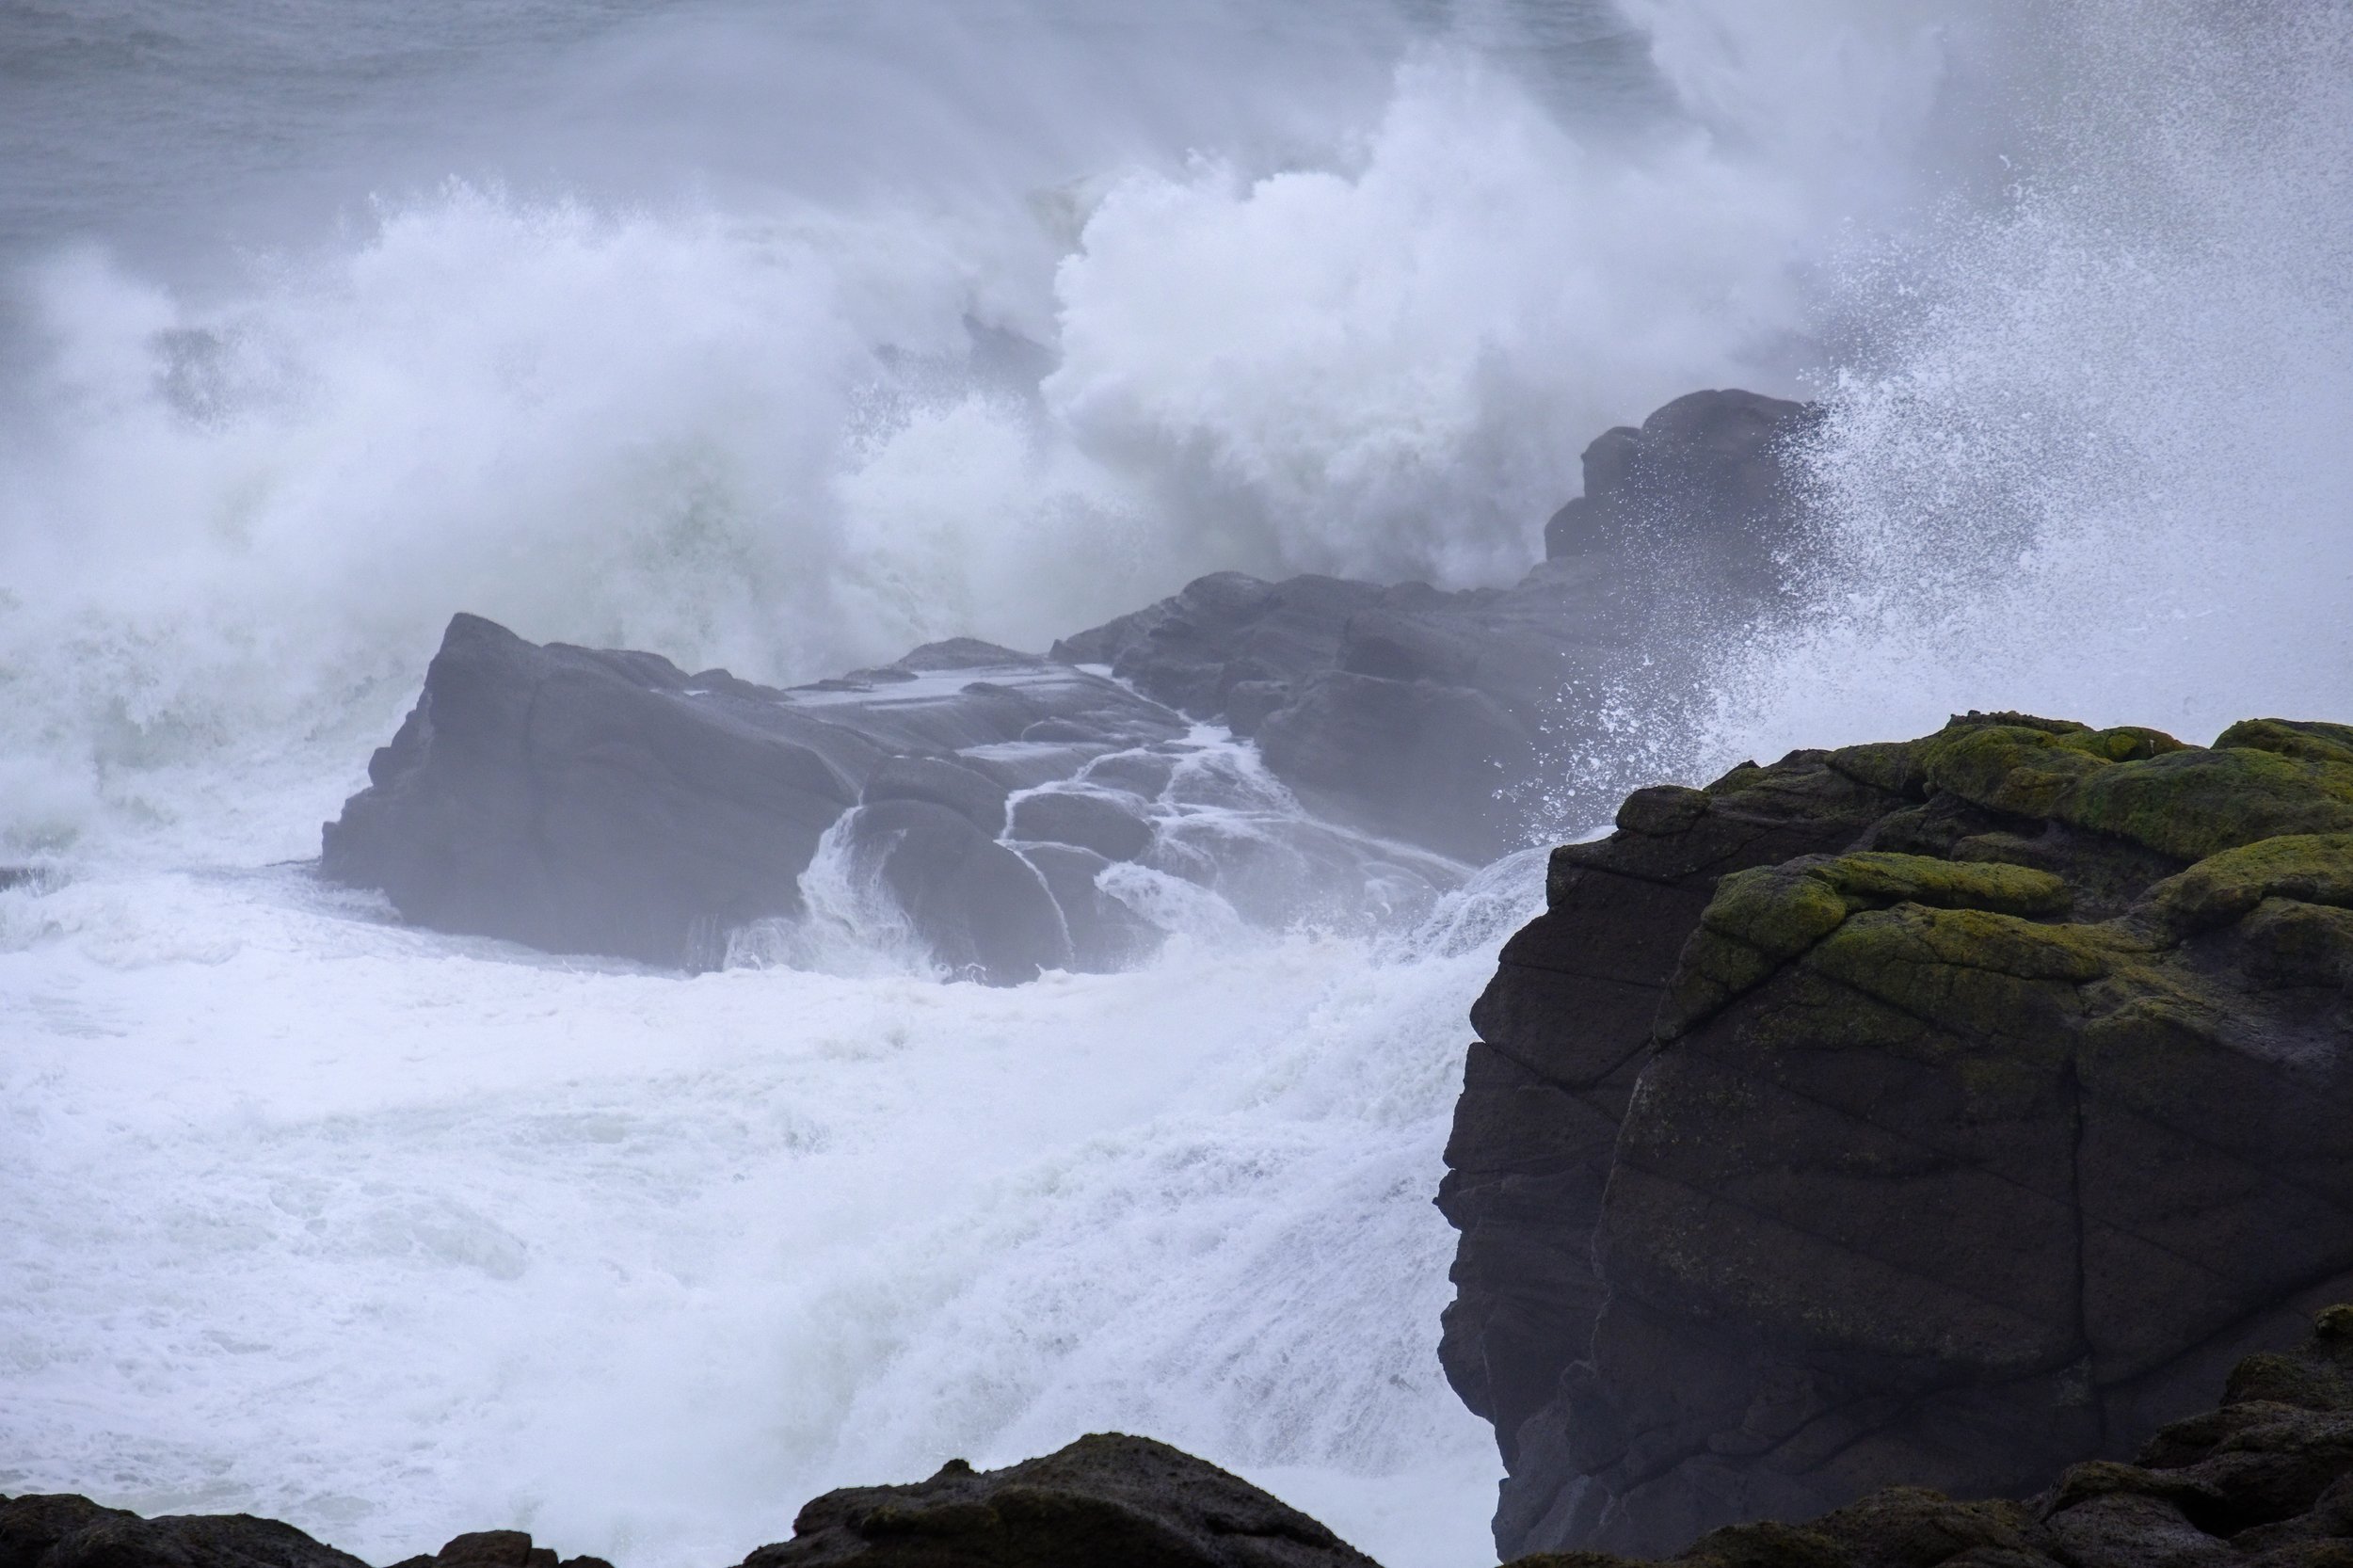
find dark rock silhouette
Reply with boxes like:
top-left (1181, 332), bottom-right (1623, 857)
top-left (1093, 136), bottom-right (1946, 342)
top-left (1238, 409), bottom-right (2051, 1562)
top-left (22, 1309), bottom-right (2353, 1568)
top-left (0, 1495), bottom-right (370, 1568)
top-left (323, 390), bottom-right (1820, 969)
top-left (1540, 388), bottom-right (1818, 599)
top-left (319, 613), bottom-right (1189, 982)
top-left (0, 1435), bottom-right (1373, 1568)
top-left (1508, 1304), bottom-right (2353, 1567)
top-left (747, 1433), bottom-right (1380, 1568)
top-left (1443, 711), bottom-right (2353, 1559)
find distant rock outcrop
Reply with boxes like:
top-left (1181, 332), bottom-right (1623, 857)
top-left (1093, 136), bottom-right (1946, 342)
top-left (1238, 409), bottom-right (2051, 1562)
top-left (319, 614), bottom-right (1190, 983)
top-left (1540, 388), bottom-right (1818, 599)
top-left (1049, 567), bottom-right (1622, 863)
top-left (1441, 712), bottom-right (2353, 1559)
top-left (323, 389), bottom-right (1820, 970)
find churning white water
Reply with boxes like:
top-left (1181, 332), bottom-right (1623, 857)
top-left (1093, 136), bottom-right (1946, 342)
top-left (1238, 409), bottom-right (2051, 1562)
top-left (3, 3), bottom-right (2349, 1566)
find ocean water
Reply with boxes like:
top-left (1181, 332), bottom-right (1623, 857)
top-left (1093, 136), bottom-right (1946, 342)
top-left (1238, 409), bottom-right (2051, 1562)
top-left (1, 3), bottom-right (2348, 1566)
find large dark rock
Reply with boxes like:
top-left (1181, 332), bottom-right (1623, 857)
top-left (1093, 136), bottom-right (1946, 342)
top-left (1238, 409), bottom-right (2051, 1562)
top-left (4, 1436), bottom-right (1378, 1568)
top-left (1048, 390), bottom-right (1819, 864)
top-left (321, 615), bottom-right (1186, 981)
top-left (830, 798), bottom-right (1075, 983)
top-left (746, 1433), bottom-right (1381, 1568)
top-left (1444, 712), bottom-right (2353, 1560)
top-left (1505, 1304), bottom-right (2353, 1568)
top-left (1007, 789), bottom-right (1156, 863)
top-left (0, 1494), bottom-right (373, 1568)
top-left (322, 388), bottom-right (1819, 969)
top-left (1052, 565), bottom-right (1631, 863)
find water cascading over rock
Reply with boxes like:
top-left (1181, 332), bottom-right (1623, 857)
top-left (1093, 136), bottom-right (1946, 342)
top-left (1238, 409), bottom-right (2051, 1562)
top-left (317, 391), bottom-right (1817, 976)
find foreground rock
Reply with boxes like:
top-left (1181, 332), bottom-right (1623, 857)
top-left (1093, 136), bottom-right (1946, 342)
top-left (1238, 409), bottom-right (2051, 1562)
top-left (0, 1435), bottom-right (1374, 1568)
top-left (22, 1311), bottom-right (2353, 1568)
top-left (750, 1433), bottom-right (1380, 1567)
top-left (1442, 712), bottom-right (2353, 1558)
top-left (322, 390), bottom-right (1816, 970)
top-left (1514, 1305), bottom-right (2353, 1567)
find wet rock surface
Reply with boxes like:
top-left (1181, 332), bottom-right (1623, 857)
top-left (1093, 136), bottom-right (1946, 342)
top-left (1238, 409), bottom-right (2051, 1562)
top-left (318, 613), bottom-right (1189, 982)
top-left (24, 1312), bottom-right (2353, 1568)
top-left (1508, 1305), bottom-right (2353, 1568)
top-left (1443, 712), bottom-right (2353, 1560)
top-left (746, 1433), bottom-right (1381, 1568)
top-left (321, 390), bottom-right (1818, 968)
top-left (0, 1499), bottom-right (619, 1568)
top-left (1538, 388), bottom-right (1818, 600)
top-left (319, 611), bottom-right (1472, 982)
top-left (1, 1435), bottom-right (1374, 1568)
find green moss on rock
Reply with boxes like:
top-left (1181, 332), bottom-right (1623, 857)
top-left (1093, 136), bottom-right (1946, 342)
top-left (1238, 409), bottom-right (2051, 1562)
top-left (2217, 717), bottom-right (2353, 768)
top-left (2066, 746), bottom-right (2353, 861)
top-left (1660, 852), bottom-right (2074, 1036)
top-left (1804, 904), bottom-right (2105, 1047)
top-left (2239, 898), bottom-right (2353, 988)
top-left (2142, 833), bottom-right (2353, 934)
top-left (1920, 725), bottom-right (2119, 818)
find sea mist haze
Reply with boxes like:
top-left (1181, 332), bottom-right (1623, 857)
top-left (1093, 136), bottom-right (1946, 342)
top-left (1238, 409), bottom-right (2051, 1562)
top-left (2, 4), bottom-right (2348, 1567)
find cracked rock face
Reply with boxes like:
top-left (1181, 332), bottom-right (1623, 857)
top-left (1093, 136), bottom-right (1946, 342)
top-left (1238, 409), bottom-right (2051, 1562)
top-left (1508, 1304), bottom-right (2353, 1568)
top-left (1441, 712), bottom-right (2353, 1560)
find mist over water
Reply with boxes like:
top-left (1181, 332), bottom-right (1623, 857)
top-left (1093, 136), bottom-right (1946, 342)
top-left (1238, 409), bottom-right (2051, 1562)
top-left (3, 4), bottom-right (2349, 1567)
top-left (1705, 1), bottom-right (2353, 770)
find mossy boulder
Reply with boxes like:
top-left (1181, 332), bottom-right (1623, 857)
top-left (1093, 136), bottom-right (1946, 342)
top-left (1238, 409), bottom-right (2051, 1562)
top-left (1446, 711), bottom-right (2353, 1561)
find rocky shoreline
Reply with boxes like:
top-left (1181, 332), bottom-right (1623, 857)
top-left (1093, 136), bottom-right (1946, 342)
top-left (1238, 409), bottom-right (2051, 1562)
top-left (15, 1301), bottom-right (2353, 1567)
top-left (49, 387), bottom-right (2348, 1564)
top-left (21, 710), bottom-right (2353, 1564)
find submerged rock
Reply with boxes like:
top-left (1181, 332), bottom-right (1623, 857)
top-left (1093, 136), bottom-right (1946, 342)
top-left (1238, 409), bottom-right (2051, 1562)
top-left (1443, 711), bottom-right (2353, 1559)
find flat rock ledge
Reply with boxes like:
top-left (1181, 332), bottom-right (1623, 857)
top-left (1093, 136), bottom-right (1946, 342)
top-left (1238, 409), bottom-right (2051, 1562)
top-left (17, 1310), bottom-right (2353, 1568)
top-left (1440, 712), bottom-right (2353, 1559)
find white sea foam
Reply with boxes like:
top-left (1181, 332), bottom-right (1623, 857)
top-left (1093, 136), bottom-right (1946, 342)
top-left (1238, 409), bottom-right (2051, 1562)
top-left (1696, 2), bottom-right (2353, 769)
top-left (2, 6), bottom-right (2349, 1568)
top-left (0, 854), bottom-right (1538, 1568)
